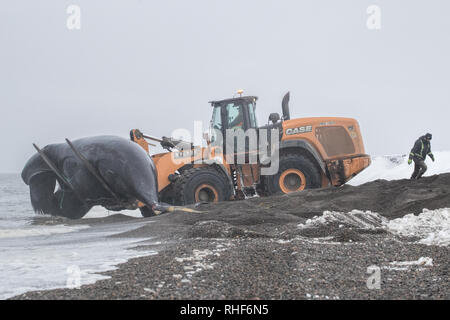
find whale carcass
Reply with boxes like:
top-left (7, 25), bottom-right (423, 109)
top-left (21, 136), bottom-right (168, 219)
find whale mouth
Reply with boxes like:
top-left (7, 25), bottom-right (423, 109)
top-left (28, 172), bottom-right (58, 215)
top-left (28, 172), bottom-right (91, 219)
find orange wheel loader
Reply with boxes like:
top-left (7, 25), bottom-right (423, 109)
top-left (130, 91), bottom-right (371, 206)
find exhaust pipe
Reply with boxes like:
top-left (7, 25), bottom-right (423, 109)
top-left (282, 91), bottom-right (290, 120)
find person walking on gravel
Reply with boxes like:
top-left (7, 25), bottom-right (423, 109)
top-left (408, 133), bottom-right (434, 180)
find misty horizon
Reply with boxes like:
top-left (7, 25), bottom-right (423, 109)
top-left (1, 0), bottom-right (449, 173)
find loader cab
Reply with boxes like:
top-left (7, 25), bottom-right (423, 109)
top-left (209, 96), bottom-right (258, 144)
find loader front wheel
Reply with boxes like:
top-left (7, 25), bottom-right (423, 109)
top-left (266, 154), bottom-right (321, 195)
top-left (173, 167), bottom-right (231, 205)
top-left (194, 184), bottom-right (219, 203)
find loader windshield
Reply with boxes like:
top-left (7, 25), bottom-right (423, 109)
top-left (226, 103), bottom-right (244, 131)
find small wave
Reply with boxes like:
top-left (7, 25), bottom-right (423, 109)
top-left (0, 225), bottom-right (90, 239)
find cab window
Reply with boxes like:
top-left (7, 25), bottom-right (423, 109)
top-left (226, 103), bottom-right (244, 130)
top-left (210, 106), bottom-right (222, 144)
top-left (211, 106), bottom-right (222, 130)
top-left (248, 102), bottom-right (257, 128)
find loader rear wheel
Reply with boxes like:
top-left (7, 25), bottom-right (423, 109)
top-left (279, 168), bottom-right (306, 193)
top-left (173, 167), bottom-right (231, 205)
top-left (266, 154), bottom-right (321, 195)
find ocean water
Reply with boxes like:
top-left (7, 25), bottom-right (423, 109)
top-left (0, 174), bottom-right (156, 299)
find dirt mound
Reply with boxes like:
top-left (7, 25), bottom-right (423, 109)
top-left (239, 173), bottom-right (450, 219)
top-left (109, 173), bottom-right (450, 241)
top-left (193, 173), bottom-right (450, 222)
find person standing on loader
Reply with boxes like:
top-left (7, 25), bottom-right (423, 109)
top-left (408, 133), bottom-right (435, 180)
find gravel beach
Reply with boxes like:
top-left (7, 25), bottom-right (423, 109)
top-left (11, 174), bottom-right (450, 300)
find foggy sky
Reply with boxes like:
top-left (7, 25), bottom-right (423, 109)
top-left (1, 0), bottom-right (449, 173)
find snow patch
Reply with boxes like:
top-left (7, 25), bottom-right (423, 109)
top-left (298, 208), bottom-right (450, 247)
top-left (390, 257), bottom-right (433, 267)
top-left (383, 257), bottom-right (433, 271)
top-left (385, 208), bottom-right (450, 246)
top-left (275, 239), bottom-right (292, 244)
top-left (174, 243), bottom-right (232, 281)
top-left (298, 210), bottom-right (387, 229)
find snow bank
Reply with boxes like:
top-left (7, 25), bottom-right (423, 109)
top-left (349, 151), bottom-right (450, 186)
top-left (298, 208), bottom-right (450, 247)
top-left (386, 208), bottom-right (450, 247)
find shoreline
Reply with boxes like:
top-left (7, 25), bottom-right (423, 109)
top-left (10, 174), bottom-right (450, 300)
top-left (11, 228), bottom-right (449, 300)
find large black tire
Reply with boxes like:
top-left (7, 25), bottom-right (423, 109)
top-left (172, 167), bottom-right (232, 205)
top-left (265, 154), bottom-right (321, 195)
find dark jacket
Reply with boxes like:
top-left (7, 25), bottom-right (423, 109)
top-left (409, 136), bottom-right (434, 161)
